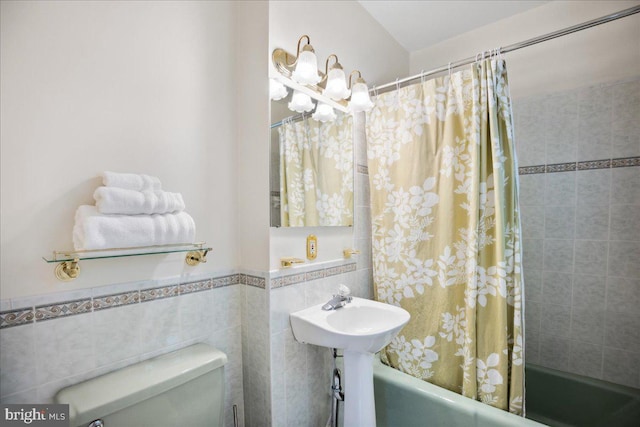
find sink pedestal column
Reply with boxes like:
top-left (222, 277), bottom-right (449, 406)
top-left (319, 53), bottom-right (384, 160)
top-left (343, 350), bottom-right (376, 427)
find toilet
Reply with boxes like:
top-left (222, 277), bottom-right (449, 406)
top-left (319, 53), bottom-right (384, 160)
top-left (55, 343), bottom-right (227, 427)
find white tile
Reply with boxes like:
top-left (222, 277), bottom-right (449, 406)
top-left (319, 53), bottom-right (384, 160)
top-left (544, 206), bottom-right (575, 239)
top-left (35, 313), bottom-right (96, 385)
top-left (576, 169), bottom-right (610, 206)
top-left (540, 304), bottom-right (571, 338)
top-left (572, 275), bottom-right (605, 309)
top-left (604, 310), bottom-right (640, 353)
top-left (179, 290), bottom-right (215, 343)
top-left (568, 340), bottom-right (603, 379)
top-left (270, 283), bottom-right (306, 334)
top-left (611, 167), bottom-right (640, 205)
top-left (542, 272), bottom-right (572, 306)
top-left (0, 324), bottom-right (38, 397)
top-left (522, 239), bottom-right (543, 270)
top-left (570, 308), bottom-right (604, 345)
top-left (523, 268), bottom-right (542, 303)
top-left (602, 347), bottom-right (640, 388)
top-left (608, 241), bottom-right (640, 279)
top-left (610, 204), bottom-right (640, 241)
top-left (521, 205), bottom-right (544, 239)
top-left (575, 205), bottom-right (609, 240)
top-left (543, 239), bottom-right (574, 273)
top-left (539, 334), bottom-right (570, 371)
top-left (139, 297), bottom-right (181, 354)
top-left (545, 173), bottom-right (576, 206)
top-left (573, 240), bottom-right (608, 276)
top-left (93, 303), bottom-right (141, 367)
top-left (519, 174), bottom-right (545, 206)
top-left (606, 277), bottom-right (640, 314)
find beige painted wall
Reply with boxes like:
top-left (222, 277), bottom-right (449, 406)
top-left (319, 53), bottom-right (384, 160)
top-left (268, 0), bottom-right (410, 270)
top-left (410, 1), bottom-right (640, 99)
top-left (0, 1), bottom-right (238, 299)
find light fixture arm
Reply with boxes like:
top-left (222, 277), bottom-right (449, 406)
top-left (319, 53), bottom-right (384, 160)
top-left (296, 35), bottom-right (312, 58)
top-left (348, 70), bottom-right (364, 89)
top-left (324, 54), bottom-right (340, 75)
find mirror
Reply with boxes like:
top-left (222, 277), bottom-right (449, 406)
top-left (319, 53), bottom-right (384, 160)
top-left (270, 81), bottom-right (354, 227)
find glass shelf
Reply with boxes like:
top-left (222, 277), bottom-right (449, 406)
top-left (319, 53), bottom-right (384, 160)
top-left (43, 242), bottom-right (210, 263)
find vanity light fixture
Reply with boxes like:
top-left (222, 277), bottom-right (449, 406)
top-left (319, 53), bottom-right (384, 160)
top-left (312, 103), bottom-right (337, 122)
top-left (322, 55), bottom-right (351, 101)
top-left (291, 35), bottom-right (322, 85)
top-left (288, 90), bottom-right (315, 113)
top-left (348, 71), bottom-right (375, 113)
top-left (272, 35), bottom-right (374, 113)
top-left (269, 79), bottom-right (288, 101)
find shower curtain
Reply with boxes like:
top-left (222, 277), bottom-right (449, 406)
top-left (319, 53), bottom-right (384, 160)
top-left (366, 59), bottom-right (524, 414)
top-left (279, 114), bottom-right (353, 226)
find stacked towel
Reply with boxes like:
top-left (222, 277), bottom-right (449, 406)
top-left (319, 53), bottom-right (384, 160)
top-left (94, 187), bottom-right (185, 215)
top-left (102, 171), bottom-right (162, 192)
top-left (73, 172), bottom-right (195, 251)
top-left (73, 206), bottom-right (195, 250)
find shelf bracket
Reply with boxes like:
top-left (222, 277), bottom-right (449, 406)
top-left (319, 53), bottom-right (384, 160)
top-left (185, 249), bottom-right (208, 266)
top-left (55, 258), bottom-right (80, 281)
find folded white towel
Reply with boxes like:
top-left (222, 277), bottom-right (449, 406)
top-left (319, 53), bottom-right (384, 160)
top-left (94, 187), bottom-right (185, 215)
top-left (102, 171), bottom-right (162, 192)
top-left (73, 205), bottom-right (196, 251)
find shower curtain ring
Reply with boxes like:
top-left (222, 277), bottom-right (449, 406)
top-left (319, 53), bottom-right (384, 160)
top-left (420, 70), bottom-right (426, 84)
top-left (448, 62), bottom-right (452, 79)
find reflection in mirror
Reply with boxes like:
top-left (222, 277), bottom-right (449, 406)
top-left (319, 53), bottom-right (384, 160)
top-left (270, 85), bottom-right (353, 227)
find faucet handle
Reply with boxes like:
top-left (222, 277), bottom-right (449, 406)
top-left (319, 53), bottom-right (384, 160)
top-left (338, 284), bottom-right (351, 297)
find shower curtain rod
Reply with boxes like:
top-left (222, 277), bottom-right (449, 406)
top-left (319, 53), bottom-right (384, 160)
top-left (270, 113), bottom-right (308, 129)
top-left (372, 5), bottom-right (640, 94)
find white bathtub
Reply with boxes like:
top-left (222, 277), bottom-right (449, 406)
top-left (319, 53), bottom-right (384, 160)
top-left (373, 357), bottom-right (544, 427)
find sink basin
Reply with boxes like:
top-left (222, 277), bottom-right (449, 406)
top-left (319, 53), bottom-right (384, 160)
top-left (290, 296), bottom-right (410, 426)
top-left (290, 297), bottom-right (410, 353)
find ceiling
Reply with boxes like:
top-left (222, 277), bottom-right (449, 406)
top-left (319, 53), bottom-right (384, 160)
top-left (358, 1), bottom-right (549, 52)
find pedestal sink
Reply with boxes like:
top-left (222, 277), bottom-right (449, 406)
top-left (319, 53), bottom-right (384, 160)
top-left (290, 297), bottom-right (410, 427)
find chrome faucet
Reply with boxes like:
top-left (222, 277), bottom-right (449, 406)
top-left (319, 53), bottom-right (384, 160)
top-left (322, 285), bottom-right (352, 310)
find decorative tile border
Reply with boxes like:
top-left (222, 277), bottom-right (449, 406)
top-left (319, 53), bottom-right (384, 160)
top-left (93, 291), bottom-right (140, 311)
top-left (35, 298), bottom-right (93, 321)
top-left (1, 263), bottom-right (358, 327)
top-left (577, 159), bottom-right (610, 170)
top-left (270, 262), bottom-right (357, 289)
top-left (519, 165), bottom-right (545, 175)
top-left (519, 156), bottom-right (639, 175)
top-left (612, 156), bottom-right (640, 168)
top-left (140, 285), bottom-right (179, 303)
top-left (0, 308), bottom-right (34, 328)
top-left (241, 274), bottom-right (267, 289)
top-left (178, 279), bottom-right (212, 295)
top-left (357, 164), bottom-right (369, 175)
top-left (546, 162), bottom-right (576, 173)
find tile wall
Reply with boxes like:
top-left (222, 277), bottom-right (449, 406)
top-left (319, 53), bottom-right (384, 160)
top-left (0, 273), bottom-right (248, 427)
top-left (514, 77), bottom-right (640, 388)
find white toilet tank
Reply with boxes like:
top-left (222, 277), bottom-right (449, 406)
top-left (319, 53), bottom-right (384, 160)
top-left (55, 343), bottom-right (227, 427)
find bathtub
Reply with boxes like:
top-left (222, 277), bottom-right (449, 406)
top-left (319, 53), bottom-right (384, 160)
top-left (373, 358), bottom-right (640, 427)
top-left (526, 363), bottom-right (640, 427)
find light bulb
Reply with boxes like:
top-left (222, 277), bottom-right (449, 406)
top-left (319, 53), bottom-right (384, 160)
top-left (312, 103), bottom-right (337, 122)
top-left (269, 79), bottom-right (288, 101)
top-left (323, 67), bottom-right (351, 100)
top-left (348, 81), bottom-right (374, 113)
top-left (292, 49), bottom-right (321, 85)
top-left (288, 90), bottom-right (315, 113)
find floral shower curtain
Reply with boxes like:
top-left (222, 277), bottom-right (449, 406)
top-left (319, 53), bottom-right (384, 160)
top-left (366, 59), bottom-right (524, 414)
top-left (279, 114), bottom-right (353, 226)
